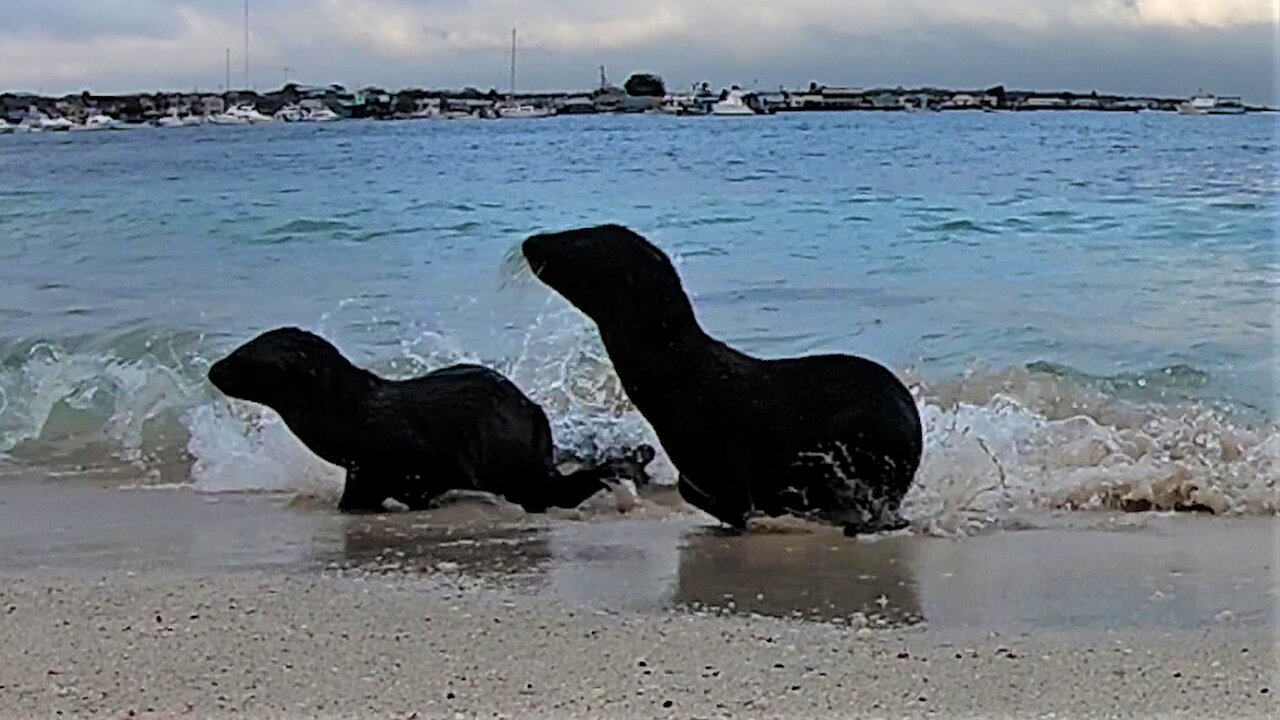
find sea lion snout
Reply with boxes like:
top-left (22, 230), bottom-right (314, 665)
top-left (206, 357), bottom-right (236, 394)
top-left (520, 234), bottom-right (549, 267)
top-left (207, 353), bottom-right (265, 402)
top-left (520, 231), bottom-right (573, 276)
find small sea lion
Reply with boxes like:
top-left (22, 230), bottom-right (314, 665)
top-left (207, 327), bottom-right (654, 513)
top-left (521, 224), bottom-right (923, 535)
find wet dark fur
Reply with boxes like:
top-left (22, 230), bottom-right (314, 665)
top-left (522, 224), bottom-right (922, 535)
top-left (208, 327), bottom-right (654, 513)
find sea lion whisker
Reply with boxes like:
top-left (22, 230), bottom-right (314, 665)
top-left (498, 243), bottom-right (539, 291)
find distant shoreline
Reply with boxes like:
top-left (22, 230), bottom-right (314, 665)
top-left (2, 82), bottom-right (1272, 131)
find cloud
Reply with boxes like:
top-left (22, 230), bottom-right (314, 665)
top-left (0, 0), bottom-right (186, 40)
top-left (0, 6), bottom-right (247, 92)
top-left (1124, 0), bottom-right (1277, 27)
top-left (0, 0), bottom-right (1274, 102)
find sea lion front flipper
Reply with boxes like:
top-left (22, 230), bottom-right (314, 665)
top-left (337, 469), bottom-right (390, 513)
top-left (506, 473), bottom-right (599, 513)
top-left (843, 514), bottom-right (910, 537)
top-left (678, 473), bottom-right (752, 529)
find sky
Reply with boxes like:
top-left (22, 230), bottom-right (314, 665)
top-left (0, 1), bottom-right (1276, 103)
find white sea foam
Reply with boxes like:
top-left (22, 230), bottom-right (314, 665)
top-left (0, 315), bottom-right (1274, 534)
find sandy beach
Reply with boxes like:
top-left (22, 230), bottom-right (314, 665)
top-left (2, 570), bottom-right (1275, 719)
top-left (1, 479), bottom-right (1276, 718)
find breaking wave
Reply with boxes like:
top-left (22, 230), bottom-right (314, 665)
top-left (0, 309), bottom-right (1275, 535)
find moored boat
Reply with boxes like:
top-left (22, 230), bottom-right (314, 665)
top-left (70, 114), bottom-right (121, 131)
top-left (1178, 92), bottom-right (1246, 115)
top-left (711, 88), bottom-right (756, 116)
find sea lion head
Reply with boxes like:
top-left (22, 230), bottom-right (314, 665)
top-left (522, 224), bottom-right (694, 333)
top-left (208, 327), bottom-right (351, 407)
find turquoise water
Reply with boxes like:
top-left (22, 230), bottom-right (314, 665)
top-left (0, 113), bottom-right (1275, 526)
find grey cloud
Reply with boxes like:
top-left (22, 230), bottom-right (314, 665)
top-left (272, 21), bottom-right (1276, 104)
top-left (0, 1), bottom-right (1274, 104)
top-left (0, 0), bottom-right (188, 40)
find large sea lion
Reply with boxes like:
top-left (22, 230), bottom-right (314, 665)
top-left (208, 327), bottom-right (654, 513)
top-left (521, 224), bottom-right (922, 535)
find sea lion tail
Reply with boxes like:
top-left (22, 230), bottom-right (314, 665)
top-left (599, 444), bottom-right (657, 486)
top-left (532, 444), bottom-right (657, 511)
top-left (554, 444), bottom-right (656, 487)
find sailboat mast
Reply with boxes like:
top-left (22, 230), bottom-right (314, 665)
top-left (509, 28), bottom-right (517, 101)
top-left (244, 0), bottom-right (250, 89)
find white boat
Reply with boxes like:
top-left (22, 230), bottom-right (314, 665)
top-left (498, 28), bottom-right (553, 119)
top-left (25, 112), bottom-right (75, 131)
top-left (711, 89), bottom-right (756, 116)
top-left (1179, 93), bottom-right (1246, 115)
top-left (274, 101), bottom-right (339, 122)
top-left (45, 117), bottom-right (75, 131)
top-left (159, 114), bottom-right (205, 127)
top-left (273, 104), bottom-right (303, 122)
top-left (155, 108), bottom-right (202, 128)
top-left (210, 104), bottom-right (273, 125)
top-left (498, 103), bottom-right (552, 119)
top-left (408, 104), bottom-right (472, 120)
top-left (71, 114), bottom-right (120, 131)
top-left (232, 104), bottom-right (274, 123)
top-left (657, 96), bottom-right (688, 115)
top-left (207, 111), bottom-right (249, 125)
top-left (301, 104), bottom-right (339, 122)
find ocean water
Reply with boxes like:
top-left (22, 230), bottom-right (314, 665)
top-left (0, 112), bottom-right (1275, 533)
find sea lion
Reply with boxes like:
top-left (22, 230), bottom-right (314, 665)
top-left (207, 327), bottom-right (654, 513)
top-left (521, 224), bottom-right (922, 535)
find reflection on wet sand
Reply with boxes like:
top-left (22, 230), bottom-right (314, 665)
top-left (674, 528), bottom-right (924, 625)
top-left (328, 507), bottom-right (927, 627)
top-left (3, 480), bottom-right (1273, 633)
top-left (332, 511), bottom-right (551, 580)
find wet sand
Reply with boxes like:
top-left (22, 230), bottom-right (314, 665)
top-left (1, 478), bottom-right (1276, 717)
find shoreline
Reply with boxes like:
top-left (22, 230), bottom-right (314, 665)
top-left (1, 479), bottom-right (1276, 717)
top-left (3, 478), bottom-right (1275, 631)
top-left (2, 83), bottom-right (1270, 132)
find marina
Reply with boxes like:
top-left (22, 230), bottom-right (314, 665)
top-left (0, 80), bottom-right (1268, 134)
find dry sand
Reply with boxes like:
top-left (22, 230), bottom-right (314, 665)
top-left (0, 571), bottom-right (1275, 719)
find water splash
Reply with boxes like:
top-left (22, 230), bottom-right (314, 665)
top-left (903, 366), bottom-right (1278, 535)
top-left (0, 319), bottom-right (1274, 533)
